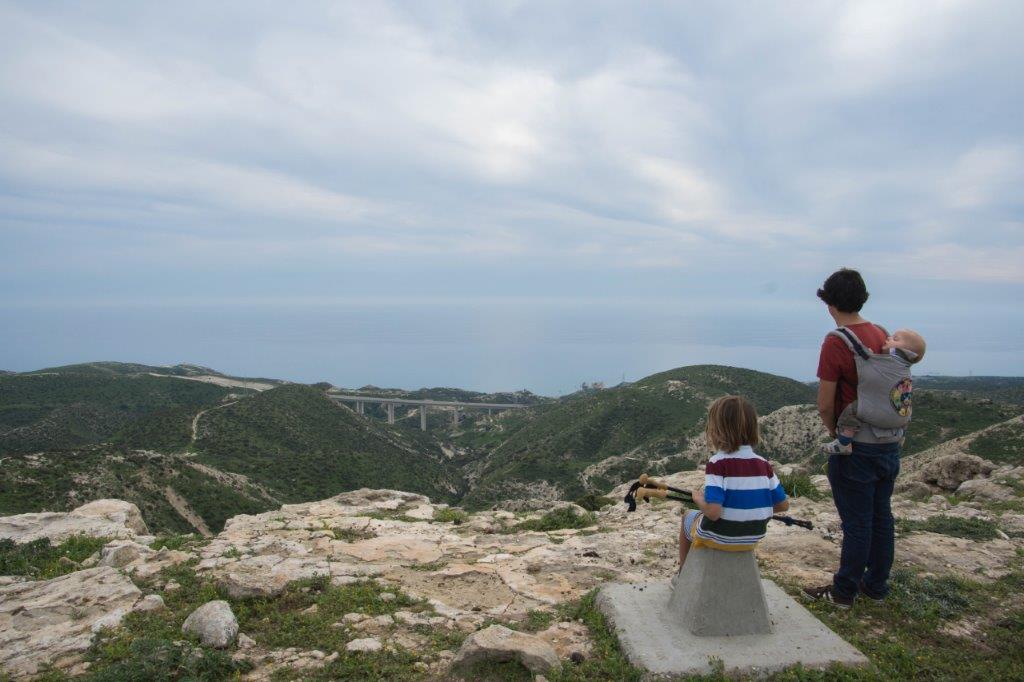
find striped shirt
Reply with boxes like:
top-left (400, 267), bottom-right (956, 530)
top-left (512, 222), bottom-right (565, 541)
top-left (695, 445), bottom-right (786, 549)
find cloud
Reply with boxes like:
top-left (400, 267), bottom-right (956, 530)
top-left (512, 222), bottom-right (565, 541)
top-left (0, 0), bottom-right (1022, 300)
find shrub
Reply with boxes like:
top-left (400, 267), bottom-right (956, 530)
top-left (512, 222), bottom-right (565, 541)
top-left (512, 507), bottom-right (596, 533)
top-left (433, 507), bottom-right (469, 524)
top-left (573, 494), bottom-right (615, 512)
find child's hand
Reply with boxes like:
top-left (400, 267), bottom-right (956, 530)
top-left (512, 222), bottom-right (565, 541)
top-left (691, 487), bottom-right (705, 507)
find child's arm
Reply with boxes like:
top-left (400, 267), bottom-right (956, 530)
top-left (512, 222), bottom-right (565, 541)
top-left (773, 498), bottom-right (790, 512)
top-left (690, 487), bottom-right (724, 521)
top-left (768, 467), bottom-right (789, 513)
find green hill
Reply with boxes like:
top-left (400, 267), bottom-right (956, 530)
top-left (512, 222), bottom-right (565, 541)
top-left (0, 446), bottom-right (278, 534)
top-left (460, 365), bottom-right (815, 508)
top-left (903, 392), bottom-right (1024, 455)
top-left (915, 376), bottom-right (1024, 406)
top-left (193, 384), bottom-right (465, 504)
top-left (0, 372), bottom-right (233, 454)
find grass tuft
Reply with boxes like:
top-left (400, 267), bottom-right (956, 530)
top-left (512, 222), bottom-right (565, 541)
top-left (897, 515), bottom-right (1001, 541)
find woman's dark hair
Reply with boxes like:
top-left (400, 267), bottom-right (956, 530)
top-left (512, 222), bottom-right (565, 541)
top-left (817, 268), bottom-right (869, 313)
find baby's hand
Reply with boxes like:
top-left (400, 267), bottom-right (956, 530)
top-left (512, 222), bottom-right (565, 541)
top-left (691, 488), bottom-right (705, 506)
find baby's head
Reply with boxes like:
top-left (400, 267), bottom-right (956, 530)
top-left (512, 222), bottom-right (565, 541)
top-left (706, 395), bottom-right (760, 454)
top-left (886, 328), bottom-right (926, 363)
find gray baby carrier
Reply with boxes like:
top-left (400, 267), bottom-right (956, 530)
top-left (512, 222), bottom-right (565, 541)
top-left (830, 326), bottom-right (912, 444)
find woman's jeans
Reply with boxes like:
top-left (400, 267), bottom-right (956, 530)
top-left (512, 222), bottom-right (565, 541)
top-left (827, 442), bottom-right (901, 599)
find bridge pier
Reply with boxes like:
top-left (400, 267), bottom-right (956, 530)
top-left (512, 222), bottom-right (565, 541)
top-left (420, 406), bottom-right (427, 431)
top-left (387, 403), bottom-right (395, 425)
top-left (452, 407), bottom-right (460, 427)
top-left (356, 402), bottom-right (364, 415)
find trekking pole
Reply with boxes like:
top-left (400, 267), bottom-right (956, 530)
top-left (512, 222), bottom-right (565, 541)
top-left (626, 475), bottom-right (814, 530)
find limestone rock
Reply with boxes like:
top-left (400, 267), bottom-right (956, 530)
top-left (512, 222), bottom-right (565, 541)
top-left (182, 600), bottom-right (239, 649)
top-left (133, 594), bottom-right (166, 613)
top-left (451, 625), bottom-right (559, 675)
top-left (896, 480), bottom-right (935, 500)
top-left (90, 608), bottom-right (128, 634)
top-left (0, 499), bottom-right (147, 544)
top-left (956, 478), bottom-right (1016, 501)
top-left (0, 567), bottom-right (142, 677)
top-left (99, 541), bottom-right (150, 568)
top-left (346, 637), bottom-right (383, 653)
top-left (918, 454), bottom-right (995, 491)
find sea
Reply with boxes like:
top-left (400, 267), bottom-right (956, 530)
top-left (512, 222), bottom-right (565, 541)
top-left (2, 298), bottom-right (1021, 396)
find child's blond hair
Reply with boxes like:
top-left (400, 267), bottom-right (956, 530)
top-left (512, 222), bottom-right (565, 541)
top-left (705, 395), bottom-right (760, 454)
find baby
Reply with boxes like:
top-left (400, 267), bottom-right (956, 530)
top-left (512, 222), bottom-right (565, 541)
top-left (821, 328), bottom-right (926, 455)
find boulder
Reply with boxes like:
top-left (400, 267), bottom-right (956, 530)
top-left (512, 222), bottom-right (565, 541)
top-left (71, 499), bottom-right (149, 535)
top-left (895, 480), bottom-right (934, 500)
top-left (133, 594), bottom-right (166, 613)
top-left (956, 478), bottom-right (1016, 501)
top-left (182, 601), bottom-right (239, 649)
top-left (99, 541), bottom-right (151, 568)
top-left (346, 637), bottom-right (383, 653)
top-left (451, 625), bottom-right (560, 675)
top-left (0, 499), bottom-right (147, 544)
top-left (918, 454), bottom-right (995, 491)
top-left (0, 567), bottom-right (142, 677)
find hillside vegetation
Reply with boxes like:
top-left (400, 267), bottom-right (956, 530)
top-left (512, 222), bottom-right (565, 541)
top-left (0, 447), bottom-right (277, 534)
top-left (0, 372), bottom-right (232, 454)
top-left (194, 384), bottom-right (464, 504)
top-left (460, 365), bottom-right (815, 508)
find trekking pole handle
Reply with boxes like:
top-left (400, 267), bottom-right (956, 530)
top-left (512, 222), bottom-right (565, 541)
top-left (635, 487), bottom-right (669, 501)
top-left (638, 473), bottom-right (666, 490)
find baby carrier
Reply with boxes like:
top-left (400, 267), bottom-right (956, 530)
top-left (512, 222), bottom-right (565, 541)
top-left (829, 326), bottom-right (912, 444)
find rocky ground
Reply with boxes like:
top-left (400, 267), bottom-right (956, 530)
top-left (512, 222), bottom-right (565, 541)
top-left (2, 429), bottom-right (1023, 680)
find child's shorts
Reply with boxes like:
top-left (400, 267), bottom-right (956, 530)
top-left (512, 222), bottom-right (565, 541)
top-left (681, 509), bottom-right (703, 542)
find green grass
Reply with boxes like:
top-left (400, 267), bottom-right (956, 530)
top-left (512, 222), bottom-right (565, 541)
top-left (779, 472), bottom-right (829, 501)
top-left (772, 566), bottom-right (1024, 681)
top-left (897, 515), bottom-right (1001, 541)
top-left (86, 563), bottom-right (447, 681)
top-left (510, 507), bottom-right (596, 533)
top-left (547, 591), bottom-right (643, 682)
top-left (0, 535), bottom-right (107, 579)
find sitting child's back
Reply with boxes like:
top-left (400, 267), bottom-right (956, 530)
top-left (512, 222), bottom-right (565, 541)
top-left (697, 445), bottom-right (786, 549)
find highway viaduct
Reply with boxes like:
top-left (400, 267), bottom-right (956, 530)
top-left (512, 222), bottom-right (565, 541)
top-left (328, 393), bottom-right (529, 430)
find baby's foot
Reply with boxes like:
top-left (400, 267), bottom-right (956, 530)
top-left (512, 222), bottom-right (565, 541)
top-left (821, 439), bottom-right (853, 455)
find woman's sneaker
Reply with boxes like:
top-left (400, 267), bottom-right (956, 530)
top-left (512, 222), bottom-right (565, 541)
top-left (820, 439), bottom-right (853, 455)
top-left (802, 584), bottom-right (854, 608)
top-left (859, 581), bottom-right (885, 602)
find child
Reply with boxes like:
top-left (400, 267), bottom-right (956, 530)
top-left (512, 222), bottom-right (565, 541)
top-left (678, 395), bottom-right (789, 570)
top-left (820, 328), bottom-right (927, 455)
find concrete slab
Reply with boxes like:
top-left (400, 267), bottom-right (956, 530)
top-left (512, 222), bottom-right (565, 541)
top-left (597, 580), bottom-right (869, 677)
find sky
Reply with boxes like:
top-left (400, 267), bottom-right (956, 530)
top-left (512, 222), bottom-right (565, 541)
top-left (1, 1), bottom-right (1023, 391)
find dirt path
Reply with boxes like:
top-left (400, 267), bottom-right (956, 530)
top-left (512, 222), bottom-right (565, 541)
top-left (163, 486), bottom-right (213, 537)
top-left (189, 400), bottom-right (239, 449)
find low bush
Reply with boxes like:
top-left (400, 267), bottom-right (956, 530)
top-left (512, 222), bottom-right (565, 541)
top-left (897, 515), bottom-right (1001, 541)
top-left (512, 507), bottom-right (596, 533)
top-left (0, 535), bottom-right (106, 579)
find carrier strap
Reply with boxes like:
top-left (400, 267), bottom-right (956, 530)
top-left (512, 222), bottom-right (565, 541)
top-left (830, 326), bottom-right (871, 360)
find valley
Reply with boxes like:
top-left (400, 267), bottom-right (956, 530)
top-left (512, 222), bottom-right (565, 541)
top-left (3, 362), bottom-right (1023, 537)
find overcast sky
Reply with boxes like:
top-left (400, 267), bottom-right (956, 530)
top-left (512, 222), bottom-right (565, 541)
top-left (1, 1), bottom-right (1023, 382)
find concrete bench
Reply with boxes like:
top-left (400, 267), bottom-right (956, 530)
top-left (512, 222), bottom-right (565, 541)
top-left (668, 546), bottom-right (772, 636)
